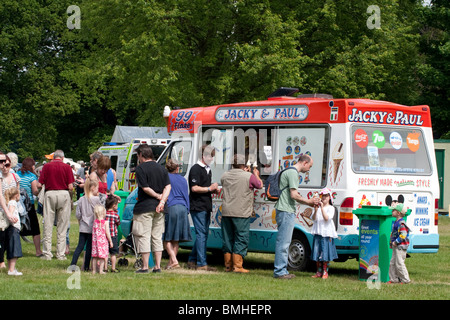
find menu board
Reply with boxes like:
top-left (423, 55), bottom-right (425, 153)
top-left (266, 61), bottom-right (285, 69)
top-left (278, 128), bottom-right (325, 187)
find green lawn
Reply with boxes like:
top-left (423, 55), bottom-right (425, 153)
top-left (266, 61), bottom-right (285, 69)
top-left (0, 212), bottom-right (449, 300)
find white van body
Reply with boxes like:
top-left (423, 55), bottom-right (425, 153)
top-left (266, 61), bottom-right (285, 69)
top-left (158, 92), bottom-right (439, 270)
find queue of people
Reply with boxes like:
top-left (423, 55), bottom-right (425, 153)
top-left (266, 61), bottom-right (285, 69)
top-left (0, 149), bottom-right (121, 276)
top-left (0, 147), bottom-right (326, 278)
top-left (0, 146), bottom-right (336, 280)
top-left (130, 145), bottom-right (327, 279)
top-left (0, 152), bottom-right (39, 276)
top-left (1, 146), bottom-right (408, 282)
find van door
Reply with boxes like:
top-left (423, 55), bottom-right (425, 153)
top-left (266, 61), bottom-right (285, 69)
top-left (125, 147), bottom-right (138, 192)
top-left (157, 140), bottom-right (193, 177)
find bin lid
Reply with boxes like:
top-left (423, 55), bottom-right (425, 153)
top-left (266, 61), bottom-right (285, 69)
top-left (114, 190), bottom-right (131, 198)
top-left (353, 205), bottom-right (411, 217)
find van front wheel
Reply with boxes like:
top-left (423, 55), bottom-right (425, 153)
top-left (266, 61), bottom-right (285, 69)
top-left (288, 232), bottom-right (312, 272)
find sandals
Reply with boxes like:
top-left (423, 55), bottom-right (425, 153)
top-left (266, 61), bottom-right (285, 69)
top-left (165, 263), bottom-right (180, 270)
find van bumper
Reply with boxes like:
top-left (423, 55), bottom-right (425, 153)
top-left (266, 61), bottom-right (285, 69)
top-left (408, 234), bottom-right (439, 253)
top-left (335, 234), bottom-right (360, 254)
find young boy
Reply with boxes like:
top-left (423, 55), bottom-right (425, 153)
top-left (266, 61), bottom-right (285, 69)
top-left (388, 202), bottom-right (411, 284)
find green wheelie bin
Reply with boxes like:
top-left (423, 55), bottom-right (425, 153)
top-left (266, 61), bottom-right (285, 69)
top-left (114, 190), bottom-right (131, 245)
top-left (353, 205), bottom-right (411, 283)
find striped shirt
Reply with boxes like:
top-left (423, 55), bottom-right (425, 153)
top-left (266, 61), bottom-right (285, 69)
top-left (106, 209), bottom-right (120, 237)
top-left (17, 171), bottom-right (37, 204)
top-left (390, 218), bottom-right (410, 250)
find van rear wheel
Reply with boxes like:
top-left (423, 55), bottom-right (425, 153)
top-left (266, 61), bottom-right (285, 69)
top-left (288, 232), bottom-right (312, 272)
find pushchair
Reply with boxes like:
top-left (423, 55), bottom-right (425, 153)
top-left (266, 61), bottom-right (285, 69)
top-left (118, 227), bottom-right (143, 269)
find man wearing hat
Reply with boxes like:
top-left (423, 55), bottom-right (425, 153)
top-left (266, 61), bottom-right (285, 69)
top-left (39, 150), bottom-right (75, 260)
top-left (388, 202), bottom-right (411, 284)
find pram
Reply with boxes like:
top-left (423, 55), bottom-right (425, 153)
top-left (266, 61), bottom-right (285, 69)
top-left (116, 189), bottom-right (143, 269)
top-left (118, 231), bottom-right (143, 269)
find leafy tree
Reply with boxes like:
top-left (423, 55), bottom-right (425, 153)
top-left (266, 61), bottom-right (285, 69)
top-left (1, 0), bottom-right (448, 161)
top-left (0, 0), bottom-right (80, 160)
top-left (417, 0), bottom-right (450, 138)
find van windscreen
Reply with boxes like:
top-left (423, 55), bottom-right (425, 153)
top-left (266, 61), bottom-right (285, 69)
top-left (351, 125), bottom-right (432, 175)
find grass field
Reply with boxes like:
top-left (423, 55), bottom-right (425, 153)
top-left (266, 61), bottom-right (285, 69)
top-left (0, 212), bottom-right (449, 301)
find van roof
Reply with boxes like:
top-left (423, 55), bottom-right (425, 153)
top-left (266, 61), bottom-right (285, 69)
top-left (166, 96), bottom-right (431, 133)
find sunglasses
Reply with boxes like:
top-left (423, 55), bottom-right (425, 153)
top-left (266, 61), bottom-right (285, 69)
top-left (0, 159), bottom-right (6, 164)
top-left (4, 163), bottom-right (10, 168)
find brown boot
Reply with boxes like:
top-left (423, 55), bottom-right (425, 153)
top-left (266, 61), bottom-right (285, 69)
top-left (232, 253), bottom-right (249, 273)
top-left (224, 253), bottom-right (233, 272)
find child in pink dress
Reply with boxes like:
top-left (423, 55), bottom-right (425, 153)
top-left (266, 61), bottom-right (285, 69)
top-left (91, 205), bottom-right (113, 274)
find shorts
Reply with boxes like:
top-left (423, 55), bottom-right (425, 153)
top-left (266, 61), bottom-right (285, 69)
top-left (132, 211), bottom-right (165, 254)
top-left (109, 236), bottom-right (119, 255)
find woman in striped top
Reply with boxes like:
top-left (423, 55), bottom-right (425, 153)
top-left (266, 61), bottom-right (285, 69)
top-left (17, 157), bottom-right (43, 257)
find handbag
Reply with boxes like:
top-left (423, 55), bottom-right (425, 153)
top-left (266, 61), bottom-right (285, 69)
top-left (0, 210), bottom-right (10, 231)
top-left (0, 177), bottom-right (10, 231)
top-left (12, 173), bottom-right (31, 230)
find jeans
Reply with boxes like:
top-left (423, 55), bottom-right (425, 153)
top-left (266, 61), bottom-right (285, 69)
top-left (188, 210), bottom-right (210, 267)
top-left (71, 232), bottom-right (92, 271)
top-left (273, 210), bottom-right (296, 278)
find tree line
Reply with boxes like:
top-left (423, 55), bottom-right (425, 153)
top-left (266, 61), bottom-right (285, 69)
top-left (0, 0), bottom-right (448, 161)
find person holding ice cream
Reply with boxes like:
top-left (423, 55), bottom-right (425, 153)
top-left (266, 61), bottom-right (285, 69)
top-left (310, 188), bottom-right (338, 279)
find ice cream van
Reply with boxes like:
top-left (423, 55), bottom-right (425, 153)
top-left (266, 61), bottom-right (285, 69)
top-left (158, 88), bottom-right (440, 271)
top-left (99, 138), bottom-right (169, 192)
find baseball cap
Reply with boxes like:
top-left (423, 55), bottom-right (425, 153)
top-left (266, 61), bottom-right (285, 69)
top-left (389, 202), bottom-right (407, 214)
top-left (319, 188), bottom-right (333, 204)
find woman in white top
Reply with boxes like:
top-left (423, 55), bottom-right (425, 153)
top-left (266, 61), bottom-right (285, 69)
top-left (0, 154), bottom-right (20, 269)
top-left (310, 188), bottom-right (338, 279)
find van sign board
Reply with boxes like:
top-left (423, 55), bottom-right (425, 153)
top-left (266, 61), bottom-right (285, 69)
top-left (348, 108), bottom-right (424, 126)
top-left (215, 105), bottom-right (309, 122)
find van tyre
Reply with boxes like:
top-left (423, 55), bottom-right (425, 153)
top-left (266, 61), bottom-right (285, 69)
top-left (288, 231), bottom-right (313, 272)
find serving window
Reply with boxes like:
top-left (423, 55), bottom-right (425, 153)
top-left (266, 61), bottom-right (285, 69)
top-left (278, 126), bottom-right (329, 188)
top-left (200, 126), bottom-right (275, 185)
top-left (199, 125), bottom-right (328, 188)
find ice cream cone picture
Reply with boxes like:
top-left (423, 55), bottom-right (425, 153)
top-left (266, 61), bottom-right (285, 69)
top-left (332, 142), bottom-right (344, 183)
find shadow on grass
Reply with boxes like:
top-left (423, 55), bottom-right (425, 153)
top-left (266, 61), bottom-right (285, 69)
top-left (174, 248), bottom-right (358, 278)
